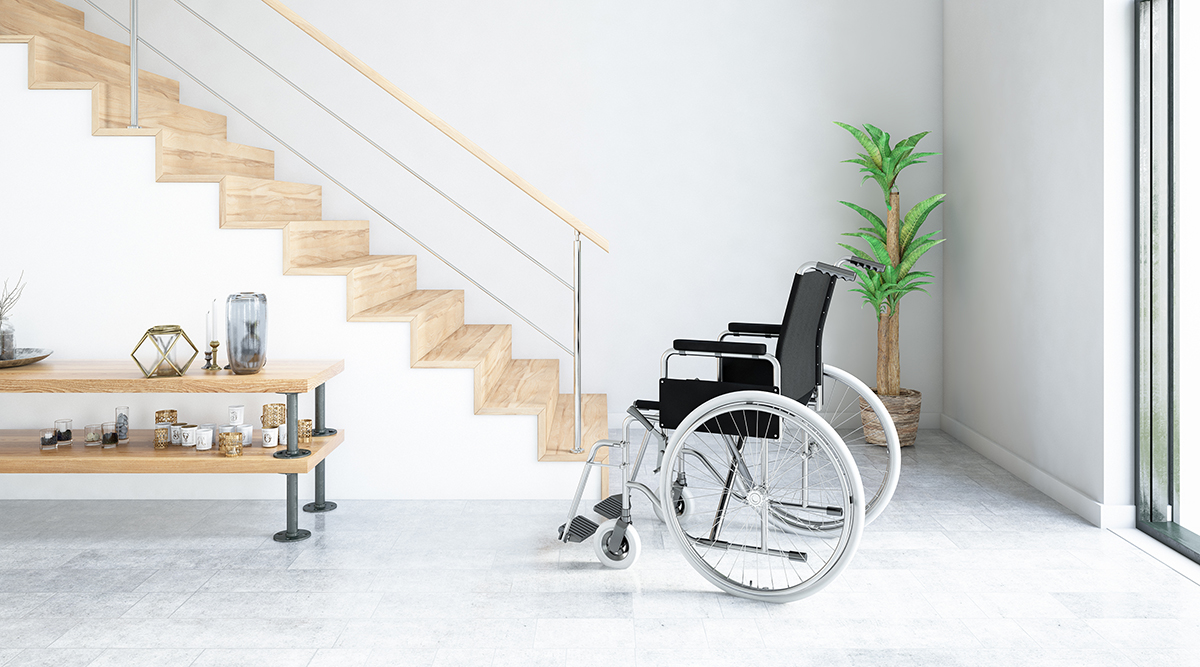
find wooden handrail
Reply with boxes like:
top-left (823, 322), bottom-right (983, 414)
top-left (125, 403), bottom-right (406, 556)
top-left (261, 0), bottom-right (610, 253)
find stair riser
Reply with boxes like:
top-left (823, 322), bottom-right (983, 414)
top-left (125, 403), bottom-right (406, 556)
top-left (157, 130), bottom-right (273, 182)
top-left (3, 3), bottom-right (130, 67)
top-left (411, 293), bottom-right (464, 364)
top-left (220, 177), bottom-right (321, 228)
top-left (28, 35), bottom-right (178, 101)
top-left (92, 83), bottom-right (227, 139)
top-left (473, 328), bottom-right (512, 414)
top-left (283, 221), bottom-right (370, 273)
top-left (346, 257), bottom-right (417, 318)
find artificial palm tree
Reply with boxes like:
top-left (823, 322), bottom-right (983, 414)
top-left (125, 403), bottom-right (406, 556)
top-left (835, 122), bottom-right (945, 398)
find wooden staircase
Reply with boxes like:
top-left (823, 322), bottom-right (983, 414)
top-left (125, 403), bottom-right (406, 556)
top-left (0, 0), bottom-right (608, 464)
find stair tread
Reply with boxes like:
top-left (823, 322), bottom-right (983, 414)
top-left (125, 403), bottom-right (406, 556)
top-left (0, 0), bottom-right (84, 29)
top-left (294, 254), bottom-right (413, 275)
top-left (351, 290), bottom-right (460, 322)
top-left (480, 359), bottom-right (559, 414)
top-left (416, 325), bottom-right (510, 368)
top-left (543, 393), bottom-right (609, 461)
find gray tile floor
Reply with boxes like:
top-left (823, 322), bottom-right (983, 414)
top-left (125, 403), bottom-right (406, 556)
top-left (1, 430), bottom-right (1199, 666)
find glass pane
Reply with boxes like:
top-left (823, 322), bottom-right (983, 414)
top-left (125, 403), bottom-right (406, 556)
top-left (1178, 0), bottom-right (1199, 534)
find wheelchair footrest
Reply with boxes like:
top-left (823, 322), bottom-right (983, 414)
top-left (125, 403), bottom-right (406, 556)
top-left (593, 494), bottom-right (623, 520)
top-left (559, 515), bottom-right (599, 543)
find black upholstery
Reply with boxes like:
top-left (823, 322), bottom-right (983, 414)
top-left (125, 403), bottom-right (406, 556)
top-left (727, 322), bottom-right (782, 335)
top-left (719, 270), bottom-right (837, 405)
top-left (650, 268), bottom-right (839, 432)
top-left (633, 399), bottom-right (660, 411)
top-left (673, 339), bottom-right (767, 355)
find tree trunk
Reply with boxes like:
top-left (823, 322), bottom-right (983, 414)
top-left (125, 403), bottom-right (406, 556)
top-left (877, 190), bottom-right (902, 396)
top-left (876, 304), bottom-right (900, 396)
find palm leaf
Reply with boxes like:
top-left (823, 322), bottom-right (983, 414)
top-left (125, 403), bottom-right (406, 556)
top-left (835, 122), bottom-right (881, 168)
top-left (898, 237), bottom-right (944, 276)
top-left (899, 194), bottom-right (946, 250)
top-left (839, 201), bottom-right (886, 237)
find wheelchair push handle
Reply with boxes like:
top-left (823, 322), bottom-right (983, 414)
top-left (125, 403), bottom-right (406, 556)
top-left (841, 256), bottom-right (886, 273)
top-left (814, 262), bottom-right (857, 281)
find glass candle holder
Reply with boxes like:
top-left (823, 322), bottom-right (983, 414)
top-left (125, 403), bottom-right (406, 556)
top-left (115, 406), bottom-right (130, 442)
top-left (55, 419), bottom-right (72, 446)
top-left (197, 428), bottom-right (214, 451)
top-left (278, 422), bottom-right (287, 447)
top-left (154, 423), bottom-right (171, 450)
top-left (40, 428), bottom-right (57, 450)
top-left (237, 424), bottom-right (254, 446)
top-left (155, 409), bottom-right (178, 424)
top-left (218, 431), bottom-right (242, 457)
top-left (101, 422), bottom-right (118, 448)
top-left (228, 405), bottom-right (245, 425)
top-left (84, 423), bottom-right (103, 447)
top-left (261, 426), bottom-right (278, 448)
top-left (169, 423), bottom-right (184, 446)
top-left (181, 425), bottom-right (199, 447)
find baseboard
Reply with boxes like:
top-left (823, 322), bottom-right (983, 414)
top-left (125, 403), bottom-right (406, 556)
top-left (941, 415), bottom-right (1135, 529)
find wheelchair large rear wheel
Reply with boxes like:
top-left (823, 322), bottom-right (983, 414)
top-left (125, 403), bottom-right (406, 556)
top-left (814, 365), bottom-right (901, 526)
top-left (659, 391), bottom-right (864, 603)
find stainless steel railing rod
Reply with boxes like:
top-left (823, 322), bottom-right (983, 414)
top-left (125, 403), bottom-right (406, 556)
top-left (169, 0), bottom-right (571, 291)
top-left (85, 0), bottom-right (573, 356)
top-left (573, 232), bottom-right (582, 454)
top-left (127, 0), bottom-right (138, 128)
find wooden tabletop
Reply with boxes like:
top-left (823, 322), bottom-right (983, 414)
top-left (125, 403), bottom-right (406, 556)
top-left (0, 429), bottom-right (345, 474)
top-left (0, 360), bottom-right (344, 394)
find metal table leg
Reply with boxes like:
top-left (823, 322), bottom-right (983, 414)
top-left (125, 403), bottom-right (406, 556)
top-left (273, 392), bottom-right (310, 460)
top-left (303, 460), bottom-right (337, 513)
top-left (274, 472), bottom-right (311, 542)
top-left (304, 382), bottom-right (338, 513)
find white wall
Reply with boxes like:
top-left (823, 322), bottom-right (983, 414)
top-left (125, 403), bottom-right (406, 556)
top-left (942, 0), bottom-right (1136, 527)
top-left (0, 0), bottom-right (945, 499)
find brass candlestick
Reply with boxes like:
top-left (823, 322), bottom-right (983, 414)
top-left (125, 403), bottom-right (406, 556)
top-left (202, 341), bottom-right (221, 372)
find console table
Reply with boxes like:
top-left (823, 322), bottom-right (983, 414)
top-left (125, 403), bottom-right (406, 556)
top-left (0, 360), bottom-right (345, 542)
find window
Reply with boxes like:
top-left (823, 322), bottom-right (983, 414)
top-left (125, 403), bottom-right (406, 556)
top-left (1138, 0), bottom-right (1200, 561)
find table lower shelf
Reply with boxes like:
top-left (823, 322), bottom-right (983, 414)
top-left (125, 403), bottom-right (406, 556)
top-left (0, 429), bottom-right (344, 474)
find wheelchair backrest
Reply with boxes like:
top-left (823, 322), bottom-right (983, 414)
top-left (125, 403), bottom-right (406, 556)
top-left (775, 269), bottom-right (837, 404)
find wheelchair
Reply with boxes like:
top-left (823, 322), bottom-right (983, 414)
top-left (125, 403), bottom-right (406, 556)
top-left (558, 257), bottom-right (902, 603)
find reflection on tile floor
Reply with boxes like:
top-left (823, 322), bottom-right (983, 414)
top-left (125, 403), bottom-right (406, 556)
top-left (1, 430), bottom-right (1198, 666)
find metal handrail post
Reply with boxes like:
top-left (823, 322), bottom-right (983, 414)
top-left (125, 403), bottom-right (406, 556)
top-left (572, 232), bottom-right (583, 454)
top-left (128, 0), bottom-right (139, 128)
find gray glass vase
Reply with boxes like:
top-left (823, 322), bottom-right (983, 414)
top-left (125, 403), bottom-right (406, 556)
top-left (0, 318), bottom-right (14, 361)
top-left (226, 293), bottom-right (267, 375)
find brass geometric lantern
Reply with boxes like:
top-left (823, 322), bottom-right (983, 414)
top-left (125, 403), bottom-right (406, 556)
top-left (132, 325), bottom-right (199, 378)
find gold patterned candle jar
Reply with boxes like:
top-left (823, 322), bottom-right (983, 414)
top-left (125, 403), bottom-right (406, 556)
top-left (218, 431), bottom-right (242, 457)
top-left (261, 403), bottom-right (286, 429)
top-left (154, 423), bottom-right (171, 450)
top-left (155, 410), bottom-right (178, 424)
top-left (298, 419), bottom-right (313, 443)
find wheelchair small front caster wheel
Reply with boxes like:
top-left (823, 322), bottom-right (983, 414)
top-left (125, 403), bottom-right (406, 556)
top-left (651, 485), bottom-right (696, 524)
top-left (593, 519), bottom-right (641, 569)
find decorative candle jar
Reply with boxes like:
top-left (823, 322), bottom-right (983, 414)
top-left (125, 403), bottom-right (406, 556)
top-left (298, 419), bottom-right (313, 443)
top-left (154, 423), bottom-right (171, 450)
top-left (55, 419), bottom-right (72, 446)
top-left (39, 428), bottom-right (57, 450)
top-left (115, 406), bottom-right (130, 442)
top-left (218, 431), bottom-right (242, 457)
top-left (101, 422), bottom-right (118, 448)
top-left (226, 293), bottom-right (267, 375)
top-left (85, 423), bottom-right (103, 447)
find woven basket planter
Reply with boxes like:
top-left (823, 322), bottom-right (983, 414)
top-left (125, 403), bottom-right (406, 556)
top-left (859, 388), bottom-right (921, 448)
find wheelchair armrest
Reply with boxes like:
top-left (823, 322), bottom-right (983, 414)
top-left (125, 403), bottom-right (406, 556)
top-left (726, 322), bottom-right (781, 336)
top-left (672, 339), bottom-right (767, 356)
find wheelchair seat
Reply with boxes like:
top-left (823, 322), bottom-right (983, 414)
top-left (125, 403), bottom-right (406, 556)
top-left (655, 267), bottom-right (838, 430)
